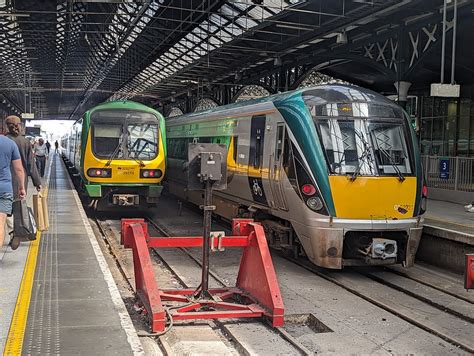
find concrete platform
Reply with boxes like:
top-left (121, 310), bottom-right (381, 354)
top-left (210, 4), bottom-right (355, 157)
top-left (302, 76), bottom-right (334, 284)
top-left (1, 155), bottom-right (143, 355)
top-left (417, 199), bottom-right (474, 273)
top-left (424, 199), bottom-right (473, 240)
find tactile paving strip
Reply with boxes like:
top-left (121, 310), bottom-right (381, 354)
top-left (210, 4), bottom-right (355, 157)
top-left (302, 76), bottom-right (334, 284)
top-left (22, 157), bottom-right (133, 355)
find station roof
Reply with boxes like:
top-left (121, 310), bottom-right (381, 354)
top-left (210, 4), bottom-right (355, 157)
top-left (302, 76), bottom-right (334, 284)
top-left (0, 0), bottom-right (472, 120)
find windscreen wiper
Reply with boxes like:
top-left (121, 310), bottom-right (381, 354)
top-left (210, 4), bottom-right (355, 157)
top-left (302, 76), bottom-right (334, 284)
top-left (104, 132), bottom-right (123, 167)
top-left (350, 130), bottom-right (373, 181)
top-left (127, 139), bottom-right (145, 167)
top-left (376, 146), bottom-right (406, 182)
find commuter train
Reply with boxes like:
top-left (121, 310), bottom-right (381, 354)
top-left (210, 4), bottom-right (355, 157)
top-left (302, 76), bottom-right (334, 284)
top-left (63, 101), bottom-right (166, 210)
top-left (166, 85), bottom-right (426, 269)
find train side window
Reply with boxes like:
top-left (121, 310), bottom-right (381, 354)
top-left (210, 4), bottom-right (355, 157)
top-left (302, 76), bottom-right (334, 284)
top-left (275, 125), bottom-right (284, 160)
top-left (233, 136), bottom-right (238, 162)
top-left (250, 115), bottom-right (266, 169)
top-left (284, 133), bottom-right (298, 191)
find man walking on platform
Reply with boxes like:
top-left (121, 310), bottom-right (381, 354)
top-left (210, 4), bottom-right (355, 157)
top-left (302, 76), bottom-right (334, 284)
top-left (45, 140), bottom-right (51, 154)
top-left (0, 135), bottom-right (26, 249)
top-left (54, 140), bottom-right (59, 154)
top-left (5, 116), bottom-right (42, 249)
top-left (34, 138), bottom-right (48, 177)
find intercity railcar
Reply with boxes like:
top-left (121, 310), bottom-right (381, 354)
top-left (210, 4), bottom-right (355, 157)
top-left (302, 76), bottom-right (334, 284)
top-left (166, 85), bottom-right (426, 269)
top-left (64, 100), bottom-right (166, 209)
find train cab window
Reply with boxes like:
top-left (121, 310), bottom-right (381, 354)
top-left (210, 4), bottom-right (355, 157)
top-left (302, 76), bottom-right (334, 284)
top-left (368, 122), bottom-right (412, 174)
top-left (93, 124), bottom-right (124, 158)
top-left (128, 123), bottom-right (158, 160)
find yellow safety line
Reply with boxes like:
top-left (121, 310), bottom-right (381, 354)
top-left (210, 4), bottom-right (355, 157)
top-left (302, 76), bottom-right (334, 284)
top-left (3, 230), bottom-right (42, 356)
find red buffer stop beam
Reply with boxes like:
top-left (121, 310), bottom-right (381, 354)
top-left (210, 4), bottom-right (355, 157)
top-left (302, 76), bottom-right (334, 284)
top-left (465, 254), bottom-right (474, 290)
top-left (121, 218), bottom-right (284, 332)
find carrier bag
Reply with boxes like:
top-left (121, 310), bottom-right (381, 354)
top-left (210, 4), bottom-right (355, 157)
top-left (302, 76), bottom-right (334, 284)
top-left (41, 189), bottom-right (49, 230)
top-left (13, 200), bottom-right (37, 241)
top-left (33, 189), bottom-right (49, 231)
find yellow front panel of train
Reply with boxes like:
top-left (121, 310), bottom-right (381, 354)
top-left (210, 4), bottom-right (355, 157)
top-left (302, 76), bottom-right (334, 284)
top-left (329, 176), bottom-right (417, 219)
top-left (83, 131), bottom-right (165, 184)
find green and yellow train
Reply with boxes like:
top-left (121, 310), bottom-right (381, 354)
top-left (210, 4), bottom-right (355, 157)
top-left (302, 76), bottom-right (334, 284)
top-left (63, 100), bottom-right (166, 210)
top-left (166, 85), bottom-right (426, 269)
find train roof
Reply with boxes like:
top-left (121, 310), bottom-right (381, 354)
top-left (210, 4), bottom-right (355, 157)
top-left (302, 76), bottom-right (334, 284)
top-left (83, 100), bottom-right (162, 117)
top-left (166, 84), bottom-right (400, 125)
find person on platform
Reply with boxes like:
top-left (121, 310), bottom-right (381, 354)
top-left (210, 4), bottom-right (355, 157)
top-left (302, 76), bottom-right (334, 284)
top-left (5, 116), bottom-right (42, 249)
top-left (54, 140), bottom-right (59, 154)
top-left (0, 135), bottom-right (26, 250)
top-left (45, 140), bottom-right (51, 154)
top-left (465, 202), bottom-right (474, 213)
top-left (34, 138), bottom-right (48, 178)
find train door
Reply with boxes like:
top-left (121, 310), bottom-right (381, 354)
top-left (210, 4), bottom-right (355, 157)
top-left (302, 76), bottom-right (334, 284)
top-left (248, 115), bottom-right (268, 205)
top-left (269, 123), bottom-right (288, 210)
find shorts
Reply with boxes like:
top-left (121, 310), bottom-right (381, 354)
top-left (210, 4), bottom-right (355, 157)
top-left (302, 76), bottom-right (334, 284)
top-left (0, 192), bottom-right (14, 215)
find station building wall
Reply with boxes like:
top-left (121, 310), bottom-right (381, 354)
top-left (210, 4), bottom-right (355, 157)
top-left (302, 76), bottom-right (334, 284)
top-left (418, 84), bottom-right (474, 157)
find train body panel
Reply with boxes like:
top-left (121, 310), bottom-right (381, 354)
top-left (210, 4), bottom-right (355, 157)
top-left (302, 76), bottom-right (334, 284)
top-left (63, 100), bottom-right (166, 209)
top-left (166, 85), bottom-right (425, 269)
top-left (328, 176), bottom-right (417, 219)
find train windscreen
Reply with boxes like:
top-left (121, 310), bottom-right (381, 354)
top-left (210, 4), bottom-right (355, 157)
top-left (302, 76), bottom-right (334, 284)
top-left (91, 110), bottom-right (159, 160)
top-left (304, 100), bottom-right (413, 177)
top-left (127, 123), bottom-right (159, 160)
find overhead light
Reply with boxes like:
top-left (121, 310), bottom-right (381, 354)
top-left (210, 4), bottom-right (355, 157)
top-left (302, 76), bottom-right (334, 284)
top-left (274, 57), bottom-right (282, 66)
top-left (276, 24), bottom-right (315, 31)
top-left (0, 12), bottom-right (30, 17)
top-left (336, 30), bottom-right (348, 44)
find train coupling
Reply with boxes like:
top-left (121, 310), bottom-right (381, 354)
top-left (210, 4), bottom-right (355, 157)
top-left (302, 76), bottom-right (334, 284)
top-left (113, 194), bottom-right (139, 206)
top-left (370, 238), bottom-right (397, 260)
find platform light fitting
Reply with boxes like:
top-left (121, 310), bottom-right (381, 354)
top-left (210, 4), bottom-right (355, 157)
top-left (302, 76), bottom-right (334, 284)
top-left (336, 30), bottom-right (348, 44)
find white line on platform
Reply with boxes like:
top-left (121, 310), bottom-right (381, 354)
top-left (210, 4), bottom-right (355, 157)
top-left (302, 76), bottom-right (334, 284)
top-left (424, 224), bottom-right (474, 239)
top-left (63, 159), bottom-right (145, 356)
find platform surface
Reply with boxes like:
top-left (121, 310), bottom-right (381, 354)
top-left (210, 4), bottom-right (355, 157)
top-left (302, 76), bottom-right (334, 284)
top-left (0, 183), bottom-right (36, 352)
top-left (2, 155), bottom-right (140, 355)
top-left (425, 199), bottom-right (474, 243)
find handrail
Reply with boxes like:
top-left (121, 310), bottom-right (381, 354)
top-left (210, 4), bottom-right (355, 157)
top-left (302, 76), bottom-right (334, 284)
top-left (421, 155), bottom-right (474, 192)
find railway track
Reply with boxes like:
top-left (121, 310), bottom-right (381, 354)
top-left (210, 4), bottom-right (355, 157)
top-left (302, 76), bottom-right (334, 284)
top-left (141, 215), bottom-right (474, 354)
top-left (92, 216), bottom-right (312, 356)
top-left (284, 257), bottom-right (474, 354)
top-left (143, 197), bottom-right (474, 354)
top-left (87, 195), bottom-right (473, 355)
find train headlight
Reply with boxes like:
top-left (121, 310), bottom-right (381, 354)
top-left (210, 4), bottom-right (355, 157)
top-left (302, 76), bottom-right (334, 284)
top-left (87, 168), bottom-right (112, 178)
top-left (306, 197), bottom-right (323, 211)
top-left (140, 169), bottom-right (162, 179)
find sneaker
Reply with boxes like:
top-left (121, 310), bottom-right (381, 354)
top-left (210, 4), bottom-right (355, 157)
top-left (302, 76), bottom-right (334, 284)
top-left (465, 203), bottom-right (473, 212)
top-left (9, 235), bottom-right (20, 250)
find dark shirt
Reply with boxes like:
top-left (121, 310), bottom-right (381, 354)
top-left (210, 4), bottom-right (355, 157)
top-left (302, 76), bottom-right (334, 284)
top-left (7, 134), bottom-right (42, 199)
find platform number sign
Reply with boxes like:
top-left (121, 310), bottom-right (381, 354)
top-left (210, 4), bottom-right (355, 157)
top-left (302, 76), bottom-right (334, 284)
top-left (439, 158), bottom-right (449, 179)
